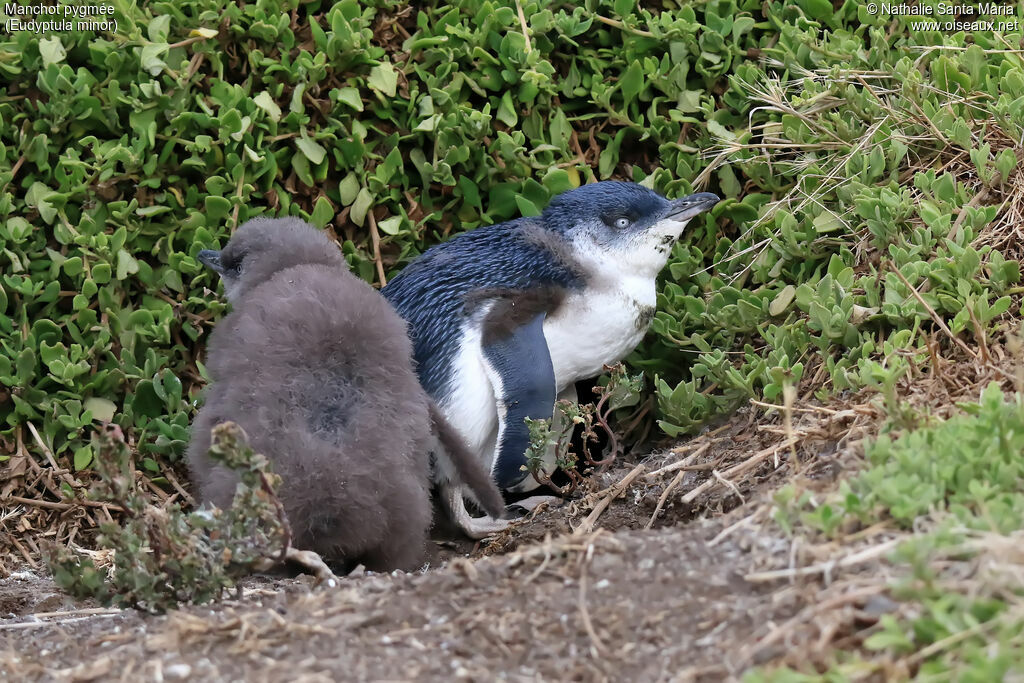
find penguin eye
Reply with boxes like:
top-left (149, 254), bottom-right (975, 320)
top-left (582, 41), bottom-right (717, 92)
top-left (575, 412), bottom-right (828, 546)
top-left (614, 217), bottom-right (631, 229)
top-left (224, 251), bottom-right (247, 276)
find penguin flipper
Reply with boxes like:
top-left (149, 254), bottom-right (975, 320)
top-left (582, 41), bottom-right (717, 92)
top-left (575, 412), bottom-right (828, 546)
top-left (480, 308), bottom-right (557, 490)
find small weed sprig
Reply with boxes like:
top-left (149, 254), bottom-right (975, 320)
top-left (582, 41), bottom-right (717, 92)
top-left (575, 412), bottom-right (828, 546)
top-left (46, 422), bottom-right (289, 613)
top-left (524, 364), bottom-right (644, 495)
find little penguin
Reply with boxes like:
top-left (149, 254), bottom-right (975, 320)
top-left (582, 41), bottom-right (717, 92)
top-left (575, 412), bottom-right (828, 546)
top-left (186, 217), bottom-right (505, 572)
top-left (382, 181), bottom-right (720, 538)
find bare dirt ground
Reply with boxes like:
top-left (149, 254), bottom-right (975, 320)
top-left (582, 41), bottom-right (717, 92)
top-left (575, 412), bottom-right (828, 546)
top-left (0, 405), bottom-right (897, 682)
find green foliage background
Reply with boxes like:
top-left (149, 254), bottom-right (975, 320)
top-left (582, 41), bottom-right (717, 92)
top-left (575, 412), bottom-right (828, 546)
top-left (1, 0), bottom-right (1020, 472)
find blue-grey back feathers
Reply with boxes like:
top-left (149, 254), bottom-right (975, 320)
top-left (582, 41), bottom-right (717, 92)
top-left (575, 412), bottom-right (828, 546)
top-left (382, 217), bottom-right (584, 401)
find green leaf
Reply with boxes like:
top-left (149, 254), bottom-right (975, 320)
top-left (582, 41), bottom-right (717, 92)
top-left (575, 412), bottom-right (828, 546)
top-left (39, 37), bottom-right (66, 67)
top-left (148, 14), bottom-right (171, 42)
top-left (338, 173), bottom-right (360, 205)
top-left (84, 397), bottom-right (117, 422)
top-left (377, 216), bottom-right (403, 235)
top-left (935, 58), bottom-right (969, 94)
top-left (252, 92), bottom-right (282, 122)
top-left (770, 285), bottom-right (796, 316)
top-left (706, 120), bottom-right (735, 140)
top-left (139, 44), bottom-right (169, 76)
top-left (368, 61), bottom-right (398, 98)
top-left (310, 196), bottom-right (335, 229)
top-left (812, 211), bottom-right (843, 233)
top-left (933, 174), bottom-right (955, 202)
top-left (677, 90), bottom-right (702, 113)
top-left (541, 168), bottom-right (573, 195)
top-left (796, 0), bottom-right (834, 21)
top-left (73, 445), bottom-right (94, 471)
top-left (497, 91), bottom-right (518, 127)
top-left (350, 188), bottom-right (373, 227)
top-left (620, 60), bottom-right (644, 106)
top-left (4, 217), bottom-right (32, 242)
top-left (116, 250), bottom-right (139, 280)
top-left (295, 134), bottom-right (326, 165)
top-left (25, 182), bottom-right (58, 224)
top-left (334, 87), bottom-right (364, 112)
top-left (514, 195), bottom-right (541, 217)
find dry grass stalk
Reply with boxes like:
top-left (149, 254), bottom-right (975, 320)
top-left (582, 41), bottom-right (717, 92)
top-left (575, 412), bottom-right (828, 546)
top-left (574, 464), bottom-right (646, 535)
top-left (700, 66), bottom-right (1024, 281)
top-left (744, 538), bottom-right (903, 583)
top-left (680, 436), bottom-right (799, 505)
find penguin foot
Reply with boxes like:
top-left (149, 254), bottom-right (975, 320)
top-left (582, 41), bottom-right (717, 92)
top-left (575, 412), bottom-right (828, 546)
top-left (255, 547), bottom-right (339, 587)
top-left (457, 514), bottom-right (514, 540)
top-left (442, 484), bottom-right (562, 539)
top-left (442, 482), bottom-right (513, 539)
top-left (506, 495), bottom-right (561, 517)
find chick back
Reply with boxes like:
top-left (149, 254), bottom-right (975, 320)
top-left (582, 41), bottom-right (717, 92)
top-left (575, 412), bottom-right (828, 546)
top-left (187, 264), bottom-right (433, 571)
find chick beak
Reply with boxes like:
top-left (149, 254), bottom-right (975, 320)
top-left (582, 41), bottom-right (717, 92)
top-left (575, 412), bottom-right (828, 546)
top-left (197, 249), bottom-right (224, 274)
top-left (665, 192), bottom-right (721, 221)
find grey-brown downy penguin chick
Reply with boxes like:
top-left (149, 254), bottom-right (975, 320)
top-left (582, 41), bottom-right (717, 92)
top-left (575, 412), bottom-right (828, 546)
top-left (187, 217), bottom-right (505, 572)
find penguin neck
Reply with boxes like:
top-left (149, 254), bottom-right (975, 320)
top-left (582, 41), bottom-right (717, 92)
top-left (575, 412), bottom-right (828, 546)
top-left (571, 233), bottom-right (672, 283)
top-left (619, 247), bottom-right (673, 280)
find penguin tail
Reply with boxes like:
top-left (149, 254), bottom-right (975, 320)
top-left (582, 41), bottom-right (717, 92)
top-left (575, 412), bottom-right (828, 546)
top-left (427, 400), bottom-right (507, 519)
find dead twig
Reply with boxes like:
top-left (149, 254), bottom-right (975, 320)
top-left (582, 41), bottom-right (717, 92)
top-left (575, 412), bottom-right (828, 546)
top-left (744, 538), bottom-right (902, 583)
top-left (680, 437), bottom-right (800, 505)
top-left (947, 186), bottom-right (989, 241)
top-left (25, 422), bottom-right (81, 493)
top-left (708, 509), bottom-right (763, 547)
top-left (0, 612), bottom-right (121, 631)
top-left (514, 0), bottom-right (532, 53)
top-left (590, 13), bottom-right (655, 38)
top-left (366, 211), bottom-right (387, 287)
top-left (2, 495), bottom-right (123, 513)
top-left (740, 585), bottom-right (888, 665)
top-left (712, 469), bottom-right (744, 502)
top-left (749, 399), bottom-right (856, 416)
top-left (890, 266), bottom-right (977, 360)
top-left (577, 560), bottom-right (607, 657)
top-left (574, 465), bottom-right (646, 535)
top-left (644, 468), bottom-right (686, 530)
top-left (644, 443), bottom-right (710, 479)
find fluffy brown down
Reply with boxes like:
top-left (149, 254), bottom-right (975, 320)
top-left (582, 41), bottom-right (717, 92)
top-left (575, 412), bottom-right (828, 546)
top-left (187, 218), bottom-right (503, 571)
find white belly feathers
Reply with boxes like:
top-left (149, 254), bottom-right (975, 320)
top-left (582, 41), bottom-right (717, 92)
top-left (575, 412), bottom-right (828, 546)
top-left (441, 274), bottom-right (656, 473)
top-left (543, 274), bottom-right (655, 392)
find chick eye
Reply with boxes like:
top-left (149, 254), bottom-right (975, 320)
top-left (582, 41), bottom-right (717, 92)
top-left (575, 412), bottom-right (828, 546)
top-left (614, 217), bottom-right (631, 229)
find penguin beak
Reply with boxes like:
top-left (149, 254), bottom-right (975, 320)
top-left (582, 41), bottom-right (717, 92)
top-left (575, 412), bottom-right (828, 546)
top-left (197, 249), bottom-right (225, 274)
top-left (664, 192), bottom-right (721, 221)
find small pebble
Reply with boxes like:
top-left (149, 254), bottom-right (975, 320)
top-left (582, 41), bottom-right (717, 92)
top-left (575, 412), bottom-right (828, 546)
top-left (165, 664), bottom-right (191, 679)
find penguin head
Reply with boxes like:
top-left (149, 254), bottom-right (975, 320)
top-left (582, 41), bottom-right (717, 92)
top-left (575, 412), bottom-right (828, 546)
top-left (540, 181), bottom-right (719, 276)
top-left (197, 217), bottom-right (344, 302)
